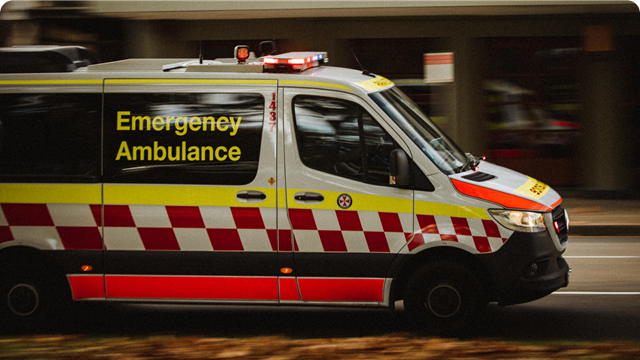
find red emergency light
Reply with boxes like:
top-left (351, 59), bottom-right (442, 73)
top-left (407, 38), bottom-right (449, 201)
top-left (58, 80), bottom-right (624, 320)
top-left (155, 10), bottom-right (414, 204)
top-left (263, 52), bottom-right (327, 72)
top-left (235, 45), bottom-right (250, 64)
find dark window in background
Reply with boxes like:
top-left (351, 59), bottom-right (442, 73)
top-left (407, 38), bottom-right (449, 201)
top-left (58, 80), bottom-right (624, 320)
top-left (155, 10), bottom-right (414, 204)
top-left (482, 37), bottom-right (581, 186)
top-left (483, 37), bottom-right (581, 158)
top-left (103, 93), bottom-right (264, 185)
top-left (619, 36), bottom-right (640, 189)
top-left (293, 95), bottom-right (398, 187)
top-left (0, 93), bottom-right (101, 183)
top-left (347, 38), bottom-right (435, 78)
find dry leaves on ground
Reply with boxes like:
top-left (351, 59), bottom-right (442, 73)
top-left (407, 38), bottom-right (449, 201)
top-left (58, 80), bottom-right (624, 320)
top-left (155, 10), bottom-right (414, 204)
top-left (1, 334), bottom-right (639, 359)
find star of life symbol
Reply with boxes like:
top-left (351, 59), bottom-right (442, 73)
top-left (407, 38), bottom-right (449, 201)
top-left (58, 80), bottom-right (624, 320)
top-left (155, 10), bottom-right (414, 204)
top-left (337, 194), bottom-right (352, 209)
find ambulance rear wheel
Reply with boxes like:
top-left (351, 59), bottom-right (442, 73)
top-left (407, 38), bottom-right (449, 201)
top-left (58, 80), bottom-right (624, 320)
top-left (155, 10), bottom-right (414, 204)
top-left (404, 262), bottom-right (485, 335)
top-left (0, 266), bottom-right (63, 332)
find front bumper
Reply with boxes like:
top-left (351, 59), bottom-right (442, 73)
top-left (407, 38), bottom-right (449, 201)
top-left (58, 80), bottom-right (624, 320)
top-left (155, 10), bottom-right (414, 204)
top-left (478, 228), bottom-right (569, 306)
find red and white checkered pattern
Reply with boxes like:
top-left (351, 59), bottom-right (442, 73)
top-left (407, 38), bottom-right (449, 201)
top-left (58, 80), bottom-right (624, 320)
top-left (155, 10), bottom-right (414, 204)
top-left (288, 208), bottom-right (412, 253)
top-left (1, 203), bottom-right (512, 254)
top-left (406, 214), bottom-right (513, 253)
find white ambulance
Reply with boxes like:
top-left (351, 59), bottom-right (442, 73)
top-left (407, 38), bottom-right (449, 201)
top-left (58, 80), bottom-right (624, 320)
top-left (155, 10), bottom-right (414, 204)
top-left (0, 45), bottom-right (569, 333)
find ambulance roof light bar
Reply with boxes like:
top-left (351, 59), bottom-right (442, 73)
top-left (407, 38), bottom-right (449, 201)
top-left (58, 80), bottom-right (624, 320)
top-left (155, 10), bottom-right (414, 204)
top-left (263, 52), bottom-right (328, 73)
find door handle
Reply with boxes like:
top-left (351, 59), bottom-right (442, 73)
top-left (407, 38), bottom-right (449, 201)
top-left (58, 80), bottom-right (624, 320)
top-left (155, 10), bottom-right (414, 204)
top-left (236, 190), bottom-right (267, 203)
top-left (293, 192), bottom-right (324, 204)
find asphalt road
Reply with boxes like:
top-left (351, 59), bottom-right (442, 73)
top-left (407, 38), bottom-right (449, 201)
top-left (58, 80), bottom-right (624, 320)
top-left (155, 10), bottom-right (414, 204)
top-left (20, 236), bottom-right (640, 341)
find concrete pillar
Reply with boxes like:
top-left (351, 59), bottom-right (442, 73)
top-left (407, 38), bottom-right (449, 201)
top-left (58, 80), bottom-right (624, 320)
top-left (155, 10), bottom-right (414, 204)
top-left (580, 25), bottom-right (626, 191)
top-left (580, 52), bottom-right (625, 190)
top-left (448, 36), bottom-right (486, 156)
top-left (123, 20), bottom-right (192, 59)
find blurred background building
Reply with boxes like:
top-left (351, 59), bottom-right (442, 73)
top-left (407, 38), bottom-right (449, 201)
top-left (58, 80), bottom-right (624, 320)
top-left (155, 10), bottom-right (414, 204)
top-left (1, 0), bottom-right (639, 193)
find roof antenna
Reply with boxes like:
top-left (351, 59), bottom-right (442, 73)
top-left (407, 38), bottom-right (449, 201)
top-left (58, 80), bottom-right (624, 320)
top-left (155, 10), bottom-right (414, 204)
top-left (346, 40), bottom-right (372, 77)
top-left (198, 27), bottom-right (203, 64)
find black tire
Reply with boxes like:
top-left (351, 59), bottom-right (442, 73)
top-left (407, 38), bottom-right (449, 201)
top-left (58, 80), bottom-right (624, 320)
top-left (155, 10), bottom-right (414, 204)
top-left (404, 261), bottom-right (486, 335)
top-left (0, 265), bottom-right (65, 332)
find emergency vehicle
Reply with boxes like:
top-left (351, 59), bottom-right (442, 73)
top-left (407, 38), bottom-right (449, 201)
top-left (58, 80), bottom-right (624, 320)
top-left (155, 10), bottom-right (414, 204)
top-left (0, 44), bottom-right (570, 333)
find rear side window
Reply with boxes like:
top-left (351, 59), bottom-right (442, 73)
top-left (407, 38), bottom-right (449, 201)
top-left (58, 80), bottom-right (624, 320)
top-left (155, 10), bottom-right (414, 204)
top-left (0, 93), bottom-right (101, 183)
top-left (292, 95), bottom-right (398, 186)
top-left (103, 93), bottom-right (264, 185)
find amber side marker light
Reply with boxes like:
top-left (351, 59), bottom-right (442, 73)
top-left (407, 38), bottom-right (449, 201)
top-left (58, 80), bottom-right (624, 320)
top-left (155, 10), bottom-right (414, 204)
top-left (81, 265), bottom-right (93, 272)
top-left (280, 267), bottom-right (293, 274)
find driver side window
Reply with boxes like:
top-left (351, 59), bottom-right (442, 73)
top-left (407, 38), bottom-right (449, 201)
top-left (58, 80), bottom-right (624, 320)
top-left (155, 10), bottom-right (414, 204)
top-left (292, 95), bottom-right (398, 187)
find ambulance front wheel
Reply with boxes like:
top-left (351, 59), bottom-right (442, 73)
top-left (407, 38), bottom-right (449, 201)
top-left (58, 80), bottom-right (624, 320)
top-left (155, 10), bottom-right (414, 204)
top-left (0, 265), bottom-right (64, 331)
top-left (404, 262), bottom-right (485, 335)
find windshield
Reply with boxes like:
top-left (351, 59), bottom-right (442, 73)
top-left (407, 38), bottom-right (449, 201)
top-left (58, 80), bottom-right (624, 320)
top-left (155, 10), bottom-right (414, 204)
top-left (370, 87), bottom-right (467, 175)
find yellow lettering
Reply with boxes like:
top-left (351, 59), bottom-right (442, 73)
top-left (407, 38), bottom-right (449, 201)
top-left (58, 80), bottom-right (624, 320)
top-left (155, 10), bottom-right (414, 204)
top-left (230, 117), bottom-right (241, 136)
top-left (217, 116), bottom-right (229, 132)
top-left (182, 141), bottom-right (186, 160)
top-left (117, 111), bottom-right (130, 131)
top-left (203, 116), bottom-right (215, 131)
top-left (201, 146), bottom-right (214, 160)
top-left (215, 146), bottom-right (228, 161)
top-left (175, 116), bottom-right (188, 136)
top-left (153, 141), bottom-right (166, 161)
top-left (228, 146), bottom-right (241, 161)
top-left (132, 116), bottom-right (151, 131)
top-left (132, 145), bottom-right (151, 160)
top-left (189, 117), bottom-right (202, 132)
top-left (115, 141), bottom-right (131, 160)
top-left (187, 146), bottom-right (200, 161)
top-left (168, 146), bottom-right (180, 161)
top-left (152, 116), bottom-right (165, 131)
top-left (166, 116), bottom-right (174, 131)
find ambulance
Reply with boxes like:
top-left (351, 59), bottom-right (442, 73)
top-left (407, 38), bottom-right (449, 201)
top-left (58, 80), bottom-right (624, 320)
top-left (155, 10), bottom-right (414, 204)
top-left (0, 44), bottom-right (569, 333)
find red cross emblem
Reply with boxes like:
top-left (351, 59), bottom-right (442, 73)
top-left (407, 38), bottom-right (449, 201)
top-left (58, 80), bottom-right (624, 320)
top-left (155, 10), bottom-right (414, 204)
top-left (337, 194), bottom-right (352, 209)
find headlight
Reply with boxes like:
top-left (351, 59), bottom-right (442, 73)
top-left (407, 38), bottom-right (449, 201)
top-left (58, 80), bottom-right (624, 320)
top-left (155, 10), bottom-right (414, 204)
top-left (489, 209), bottom-right (546, 233)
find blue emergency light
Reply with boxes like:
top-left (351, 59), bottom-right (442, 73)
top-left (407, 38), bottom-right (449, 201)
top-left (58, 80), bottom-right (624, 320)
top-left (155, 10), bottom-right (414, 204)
top-left (263, 52), bottom-right (327, 72)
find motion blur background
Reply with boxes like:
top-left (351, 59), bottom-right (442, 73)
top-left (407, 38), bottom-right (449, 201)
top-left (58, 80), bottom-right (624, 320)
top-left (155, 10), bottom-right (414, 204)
top-left (1, 0), bottom-right (639, 194)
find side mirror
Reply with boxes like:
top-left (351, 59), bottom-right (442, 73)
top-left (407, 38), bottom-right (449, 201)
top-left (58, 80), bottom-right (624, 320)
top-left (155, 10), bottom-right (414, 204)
top-left (390, 148), bottom-right (411, 187)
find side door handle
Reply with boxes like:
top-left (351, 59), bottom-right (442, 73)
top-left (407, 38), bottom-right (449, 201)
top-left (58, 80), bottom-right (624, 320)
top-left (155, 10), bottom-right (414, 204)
top-left (236, 190), bottom-right (267, 203)
top-left (294, 191), bottom-right (324, 204)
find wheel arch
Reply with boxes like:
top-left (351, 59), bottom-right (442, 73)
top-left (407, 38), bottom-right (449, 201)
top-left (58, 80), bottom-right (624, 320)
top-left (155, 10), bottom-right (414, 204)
top-left (390, 246), bottom-right (496, 303)
top-left (0, 245), bottom-right (72, 300)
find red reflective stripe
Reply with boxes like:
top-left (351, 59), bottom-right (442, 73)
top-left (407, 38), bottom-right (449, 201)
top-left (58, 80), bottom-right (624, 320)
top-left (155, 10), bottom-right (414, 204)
top-left (279, 277), bottom-right (300, 301)
top-left (206, 228), bottom-right (244, 251)
top-left (481, 219), bottom-right (501, 238)
top-left (230, 207), bottom-right (265, 229)
top-left (472, 236), bottom-right (492, 253)
top-left (103, 205), bottom-right (135, 227)
top-left (57, 226), bottom-right (103, 250)
top-left (364, 231), bottom-right (390, 253)
top-left (105, 275), bottom-right (278, 300)
top-left (318, 230), bottom-right (347, 252)
top-left (297, 278), bottom-right (384, 302)
top-left (68, 275), bottom-right (105, 300)
top-left (379, 212), bottom-right (403, 232)
top-left (1, 203), bottom-right (53, 226)
top-left (0, 226), bottom-right (14, 244)
top-left (166, 206), bottom-right (205, 228)
top-left (451, 179), bottom-right (551, 211)
top-left (288, 209), bottom-right (317, 230)
top-left (138, 227), bottom-right (180, 250)
top-left (551, 198), bottom-right (563, 209)
top-left (416, 214), bottom-right (439, 234)
top-left (336, 210), bottom-right (363, 231)
top-left (407, 233), bottom-right (426, 251)
top-left (451, 217), bottom-right (471, 236)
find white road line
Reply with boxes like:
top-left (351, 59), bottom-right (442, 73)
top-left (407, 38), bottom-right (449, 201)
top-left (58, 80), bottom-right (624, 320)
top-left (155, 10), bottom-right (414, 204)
top-left (553, 291), bottom-right (640, 295)
top-left (564, 256), bottom-right (640, 259)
